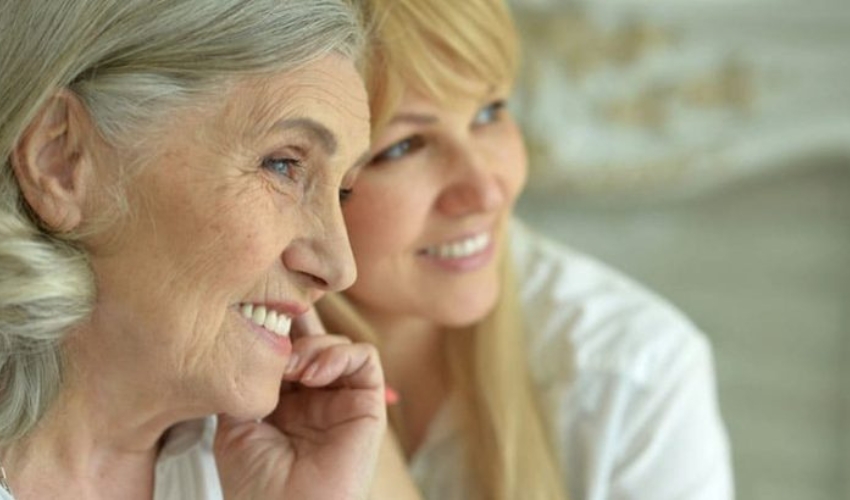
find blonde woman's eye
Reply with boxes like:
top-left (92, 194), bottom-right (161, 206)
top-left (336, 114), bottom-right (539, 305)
top-left (472, 100), bottom-right (506, 126)
top-left (371, 135), bottom-right (424, 164)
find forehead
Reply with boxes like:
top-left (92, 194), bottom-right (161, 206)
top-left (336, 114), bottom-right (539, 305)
top-left (397, 79), bottom-right (510, 112)
top-left (219, 55), bottom-right (370, 154)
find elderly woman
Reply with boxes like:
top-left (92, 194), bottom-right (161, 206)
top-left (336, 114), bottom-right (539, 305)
top-left (0, 1), bottom-right (385, 499)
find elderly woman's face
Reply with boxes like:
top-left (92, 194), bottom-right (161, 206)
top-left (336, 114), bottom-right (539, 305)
top-left (84, 55), bottom-right (370, 419)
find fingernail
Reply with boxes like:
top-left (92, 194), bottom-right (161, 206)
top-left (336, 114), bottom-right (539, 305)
top-left (385, 386), bottom-right (400, 406)
top-left (301, 362), bottom-right (320, 382)
top-left (284, 353), bottom-right (300, 375)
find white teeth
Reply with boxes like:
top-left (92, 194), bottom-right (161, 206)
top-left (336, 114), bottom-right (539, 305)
top-left (276, 314), bottom-right (292, 334)
top-left (424, 233), bottom-right (490, 259)
top-left (251, 306), bottom-right (266, 325)
top-left (239, 304), bottom-right (292, 337)
top-left (263, 310), bottom-right (278, 331)
top-left (240, 303), bottom-right (254, 318)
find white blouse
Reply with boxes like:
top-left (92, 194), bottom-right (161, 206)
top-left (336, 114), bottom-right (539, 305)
top-left (409, 220), bottom-right (734, 499)
top-left (153, 417), bottom-right (222, 500)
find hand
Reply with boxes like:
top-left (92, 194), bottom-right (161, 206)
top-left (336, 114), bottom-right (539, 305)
top-left (214, 310), bottom-right (386, 500)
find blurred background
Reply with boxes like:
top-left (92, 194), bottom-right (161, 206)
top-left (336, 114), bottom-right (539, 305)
top-left (506, 1), bottom-right (850, 498)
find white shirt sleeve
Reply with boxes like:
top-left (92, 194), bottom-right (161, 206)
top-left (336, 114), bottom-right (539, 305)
top-left (597, 335), bottom-right (732, 500)
top-left (513, 219), bottom-right (734, 500)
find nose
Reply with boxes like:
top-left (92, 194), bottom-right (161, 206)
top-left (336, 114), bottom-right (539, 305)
top-left (435, 143), bottom-right (506, 216)
top-left (281, 203), bottom-right (357, 293)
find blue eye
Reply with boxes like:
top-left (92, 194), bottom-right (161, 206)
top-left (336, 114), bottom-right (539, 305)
top-left (472, 100), bottom-right (506, 126)
top-left (371, 136), bottom-right (424, 164)
top-left (261, 157), bottom-right (302, 180)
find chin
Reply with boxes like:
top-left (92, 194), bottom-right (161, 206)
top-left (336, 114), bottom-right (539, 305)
top-left (226, 392), bottom-right (279, 421)
top-left (221, 375), bottom-right (283, 420)
top-left (437, 289), bottom-right (500, 328)
top-left (442, 314), bottom-right (487, 329)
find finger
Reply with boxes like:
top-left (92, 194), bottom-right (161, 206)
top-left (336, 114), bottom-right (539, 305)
top-left (213, 414), bottom-right (257, 457)
top-left (283, 334), bottom-right (353, 380)
top-left (297, 342), bottom-right (383, 391)
top-left (290, 308), bottom-right (326, 340)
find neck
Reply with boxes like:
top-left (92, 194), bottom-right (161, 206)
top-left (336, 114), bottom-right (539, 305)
top-left (354, 307), bottom-right (444, 389)
top-left (0, 340), bottom-right (196, 499)
top-left (1, 413), bottom-right (162, 500)
top-left (357, 310), bottom-right (450, 457)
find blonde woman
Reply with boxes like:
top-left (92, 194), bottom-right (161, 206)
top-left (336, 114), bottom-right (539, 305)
top-left (317, 0), bottom-right (734, 498)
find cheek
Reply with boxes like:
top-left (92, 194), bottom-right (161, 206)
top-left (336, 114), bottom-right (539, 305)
top-left (211, 228), bottom-right (269, 279)
top-left (344, 181), bottom-right (426, 266)
top-left (501, 128), bottom-right (529, 199)
top-left (160, 199), bottom-right (281, 307)
top-left (180, 206), bottom-right (267, 275)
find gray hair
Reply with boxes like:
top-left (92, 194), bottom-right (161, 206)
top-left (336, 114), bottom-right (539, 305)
top-left (0, 0), bottom-right (366, 444)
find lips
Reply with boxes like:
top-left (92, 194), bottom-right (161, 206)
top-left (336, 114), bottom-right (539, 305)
top-left (419, 232), bottom-right (491, 259)
top-left (238, 303), bottom-right (292, 337)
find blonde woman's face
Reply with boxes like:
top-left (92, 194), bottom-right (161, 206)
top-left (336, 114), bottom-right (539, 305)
top-left (84, 55), bottom-right (370, 420)
top-left (342, 83), bottom-right (527, 329)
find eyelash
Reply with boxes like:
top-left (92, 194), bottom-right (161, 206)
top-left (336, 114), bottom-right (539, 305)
top-left (339, 187), bottom-right (354, 203)
top-left (261, 156), bottom-right (304, 183)
top-left (371, 135), bottom-right (425, 165)
top-left (472, 99), bottom-right (507, 126)
top-left (262, 155), bottom-right (354, 204)
top-left (370, 99), bottom-right (508, 165)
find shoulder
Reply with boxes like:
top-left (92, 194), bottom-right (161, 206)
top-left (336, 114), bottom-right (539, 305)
top-left (509, 219), bottom-right (711, 390)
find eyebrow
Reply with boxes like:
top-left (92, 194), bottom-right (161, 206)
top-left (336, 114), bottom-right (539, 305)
top-left (388, 112), bottom-right (439, 126)
top-left (272, 117), bottom-right (338, 156)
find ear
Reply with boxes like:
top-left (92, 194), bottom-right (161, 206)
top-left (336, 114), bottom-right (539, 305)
top-left (10, 89), bottom-right (95, 233)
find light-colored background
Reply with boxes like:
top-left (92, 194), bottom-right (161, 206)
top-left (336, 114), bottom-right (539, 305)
top-left (517, 161), bottom-right (849, 500)
top-left (508, 1), bottom-right (850, 498)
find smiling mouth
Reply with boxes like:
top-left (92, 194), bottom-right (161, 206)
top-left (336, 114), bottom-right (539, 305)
top-left (238, 303), bottom-right (292, 337)
top-left (419, 232), bottom-right (491, 259)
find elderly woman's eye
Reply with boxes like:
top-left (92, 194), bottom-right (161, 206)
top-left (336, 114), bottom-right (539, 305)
top-left (472, 100), bottom-right (506, 127)
top-left (261, 156), bottom-right (303, 180)
top-left (371, 136), bottom-right (424, 164)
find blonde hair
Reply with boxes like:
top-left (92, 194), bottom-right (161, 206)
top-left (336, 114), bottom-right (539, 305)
top-left (0, 0), bottom-right (364, 445)
top-left (321, 2), bottom-right (568, 498)
top-left (363, 0), bottom-right (519, 135)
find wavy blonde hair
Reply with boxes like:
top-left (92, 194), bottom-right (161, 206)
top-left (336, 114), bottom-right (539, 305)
top-left (320, 0), bottom-right (568, 498)
top-left (0, 0), bottom-right (364, 445)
